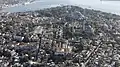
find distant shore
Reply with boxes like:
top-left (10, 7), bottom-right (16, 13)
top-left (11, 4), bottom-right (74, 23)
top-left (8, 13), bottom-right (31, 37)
top-left (0, 0), bottom-right (35, 11)
top-left (0, 0), bottom-right (120, 16)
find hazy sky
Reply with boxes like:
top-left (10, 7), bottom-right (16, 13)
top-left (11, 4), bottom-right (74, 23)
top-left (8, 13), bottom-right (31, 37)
top-left (70, 0), bottom-right (120, 14)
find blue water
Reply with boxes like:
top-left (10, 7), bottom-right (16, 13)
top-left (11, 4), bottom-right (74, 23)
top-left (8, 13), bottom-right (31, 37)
top-left (2, 0), bottom-right (120, 15)
top-left (2, 0), bottom-right (70, 12)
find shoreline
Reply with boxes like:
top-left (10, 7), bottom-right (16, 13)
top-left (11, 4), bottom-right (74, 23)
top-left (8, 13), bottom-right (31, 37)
top-left (0, 0), bottom-right (36, 11)
top-left (0, 0), bottom-right (120, 16)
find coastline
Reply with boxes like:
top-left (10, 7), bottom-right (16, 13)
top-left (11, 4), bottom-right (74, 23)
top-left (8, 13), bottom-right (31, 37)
top-left (0, 0), bottom-right (120, 16)
top-left (0, 0), bottom-right (36, 11)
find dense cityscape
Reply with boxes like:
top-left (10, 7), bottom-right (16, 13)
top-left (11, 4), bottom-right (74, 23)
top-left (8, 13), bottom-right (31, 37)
top-left (0, 1), bottom-right (120, 67)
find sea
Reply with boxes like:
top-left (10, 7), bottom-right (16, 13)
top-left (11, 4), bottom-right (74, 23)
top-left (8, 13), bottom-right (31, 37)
top-left (1, 0), bottom-right (120, 15)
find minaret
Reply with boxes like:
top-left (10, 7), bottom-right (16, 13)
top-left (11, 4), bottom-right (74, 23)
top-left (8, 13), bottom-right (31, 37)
top-left (82, 9), bottom-right (86, 31)
top-left (34, 26), bottom-right (43, 61)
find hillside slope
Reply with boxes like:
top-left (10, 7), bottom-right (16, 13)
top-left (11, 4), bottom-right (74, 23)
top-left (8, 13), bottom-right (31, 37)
top-left (0, 5), bottom-right (120, 67)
